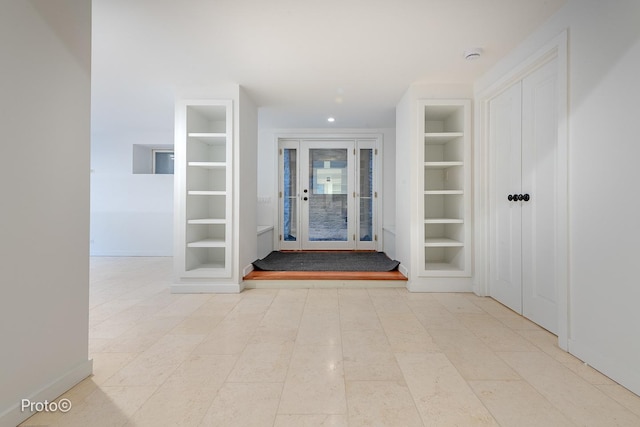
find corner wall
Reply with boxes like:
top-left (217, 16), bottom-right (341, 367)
top-left (0, 1), bottom-right (93, 425)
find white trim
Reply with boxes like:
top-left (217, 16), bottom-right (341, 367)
top-left (170, 283), bottom-right (242, 293)
top-left (1, 359), bottom-right (93, 427)
top-left (242, 263), bottom-right (254, 277)
top-left (474, 29), bottom-right (569, 349)
top-left (90, 251), bottom-right (172, 257)
top-left (151, 148), bottom-right (175, 174)
top-left (407, 277), bottom-right (473, 292)
top-left (257, 225), bottom-right (273, 235)
top-left (568, 339), bottom-right (640, 396)
top-left (398, 263), bottom-right (409, 278)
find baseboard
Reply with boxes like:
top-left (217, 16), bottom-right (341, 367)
top-left (170, 283), bottom-right (242, 294)
top-left (568, 338), bottom-right (640, 397)
top-left (407, 277), bottom-right (473, 292)
top-left (1, 359), bottom-right (93, 427)
top-left (398, 264), bottom-right (409, 278)
top-left (242, 263), bottom-right (254, 278)
top-left (90, 250), bottom-right (171, 257)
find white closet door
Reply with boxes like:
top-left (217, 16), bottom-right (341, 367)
top-left (489, 83), bottom-right (523, 313)
top-left (489, 58), bottom-right (559, 334)
top-left (521, 58), bottom-right (559, 334)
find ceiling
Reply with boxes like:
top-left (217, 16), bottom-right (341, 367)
top-left (91, 0), bottom-right (566, 132)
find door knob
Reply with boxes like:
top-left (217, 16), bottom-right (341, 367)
top-left (303, 196), bottom-right (308, 201)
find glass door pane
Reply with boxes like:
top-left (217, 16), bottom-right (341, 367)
top-left (282, 148), bottom-right (298, 242)
top-left (359, 148), bottom-right (373, 243)
top-left (308, 148), bottom-right (349, 242)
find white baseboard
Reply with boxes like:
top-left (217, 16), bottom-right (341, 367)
top-left (242, 263), bottom-right (254, 278)
top-left (398, 264), bottom-right (409, 278)
top-left (1, 359), bottom-right (93, 427)
top-left (170, 283), bottom-right (242, 294)
top-left (90, 250), bottom-right (172, 257)
top-left (568, 338), bottom-right (640, 397)
top-left (407, 277), bottom-right (473, 292)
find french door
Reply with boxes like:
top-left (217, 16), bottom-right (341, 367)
top-left (279, 138), bottom-right (377, 250)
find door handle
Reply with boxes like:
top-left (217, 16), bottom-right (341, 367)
top-left (507, 193), bottom-right (531, 202)
top-left (303, 196), bottom-right (308, 201)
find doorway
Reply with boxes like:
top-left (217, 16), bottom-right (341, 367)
top-left (476, 31), bottom-right (568, 346)
top-left (489, 58), bottom-right (560, 334)
top-left (278, 137), bottom-right (380, 251)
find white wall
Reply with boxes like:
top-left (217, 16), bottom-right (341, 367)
top-left (0, 1), bottom-right (93, 425)
top-left (90, 130), bottom-right (174, 256)
top-left (256, 126), bottom-right (396, 254)
top-left (237, 87), bottom-right (259, 281)
top-left (394, 89), bottom-right (414, 275)
top-left (475, 0), bottom-right (640, 395)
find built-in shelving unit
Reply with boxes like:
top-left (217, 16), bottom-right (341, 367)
top-left (418, 100), bottom-right (471, 276)
top-left (174, 100), bottom-right (233, 279)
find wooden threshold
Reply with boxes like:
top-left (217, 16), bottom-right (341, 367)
top-left (244, 270), bottom-right (407, 281)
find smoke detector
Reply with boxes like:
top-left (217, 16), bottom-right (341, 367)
top-left (463, 48), bottom-right (483, 60)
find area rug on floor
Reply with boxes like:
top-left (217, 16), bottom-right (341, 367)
top-left (252, 251), bottom-right (401, 272)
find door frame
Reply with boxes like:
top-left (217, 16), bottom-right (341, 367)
top-left (275, 133), bottom-right (383, 252)
top-left (474, 30), bottom-right (569, 349)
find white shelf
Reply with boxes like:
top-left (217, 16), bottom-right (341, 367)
top-left (424, 161), bottom-right (463, 169)
top-left (188, 132), bottom-right (226, 139)
top-left (424, 238), bottom-right (464, 247)
top-left (187, 261), bottom-right (226, 271)
top-left (424, 262), bottom-right (463, 271)
top-left (424, 132), bottom-right (464, 144)
top-left (187, 190), bottom-right (226, 196)
top-left (424, 190), bottom-right (463, 195)
top-left (424, 218), bottom-right (463, 224)
top-left (187, 219), bottom-right (226, 225)
top-left (416, 100), bottom-right (470, 279)
top-left (188, 161), bottom-right (226, 169)
top-left (187, 238), bottom-right (226, 248)
top-left (176, 100), bottom-right (233, 284)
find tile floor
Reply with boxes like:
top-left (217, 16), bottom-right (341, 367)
top-left (20, 257), bottom-right (640, 426)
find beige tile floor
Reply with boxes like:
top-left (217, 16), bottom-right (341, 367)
top-left (20, 257), bottom-right (640, 426)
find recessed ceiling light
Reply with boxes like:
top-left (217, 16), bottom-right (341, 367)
top-left (327, 117), bottom-right (335, 123)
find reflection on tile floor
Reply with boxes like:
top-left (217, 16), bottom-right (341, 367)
top-left (21, 257), bottom-right (640, 426)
